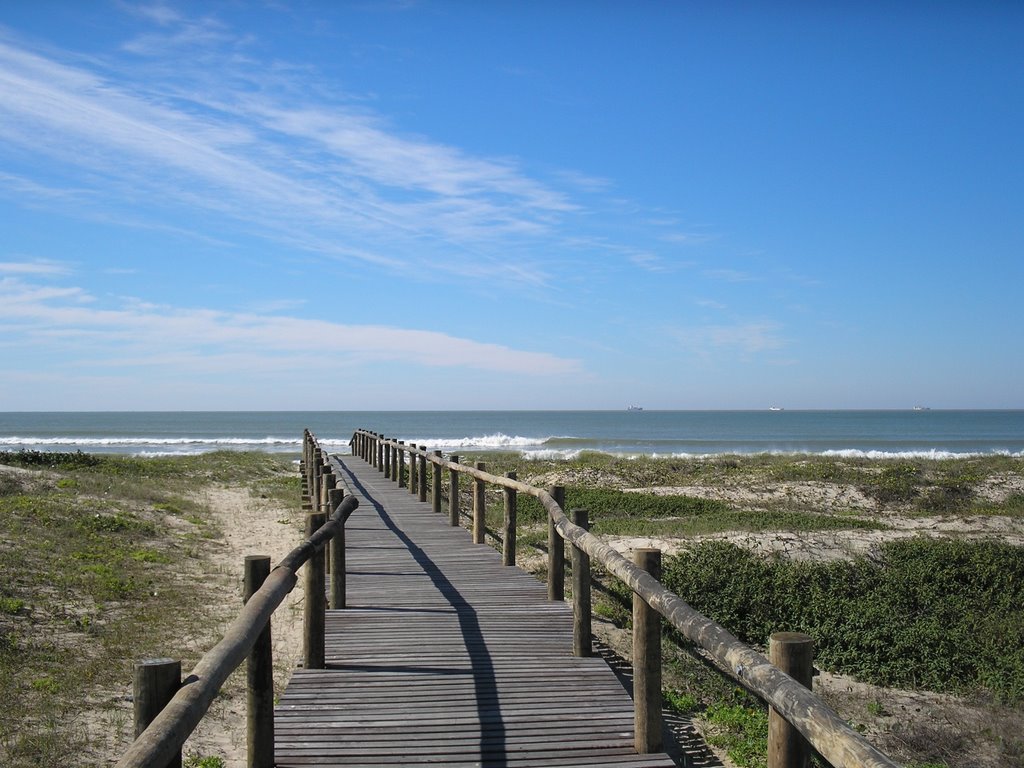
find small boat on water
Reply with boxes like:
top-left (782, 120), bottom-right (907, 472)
top-left (626, 405), bottom-right (643, 411)
top-left (768, 406), bottom-right (784, 411)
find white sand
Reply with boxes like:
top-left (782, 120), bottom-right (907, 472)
top-left (180, 484), bottom-right (307, 766)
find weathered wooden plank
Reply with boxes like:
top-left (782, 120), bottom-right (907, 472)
top-left (274, 455), bottom-right (676, 768)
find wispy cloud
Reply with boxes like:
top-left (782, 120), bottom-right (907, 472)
top-left (671, 321), bottom-right (785, 356)
top-left (0, 277), bottom-right (581, 376)
top-left (0, 25), bottom-right (586, 287)
top-left (628, 252), bottom-right (667, 272)
top-left (662, 231), bottom-right (714, 245)
top-left (0, 4), bottom-right (723, 290)
top-left (123, 3), bottom-right (185, 27)
top-left (0, 260), bottom-right (72, 276)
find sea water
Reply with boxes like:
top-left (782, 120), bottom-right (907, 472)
top-left (1, 410), bottom-right (1022, 459)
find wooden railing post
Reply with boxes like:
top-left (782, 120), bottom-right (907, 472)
top-left (329, 488), bottom-right (346, 610)
top-left (320, 469), bottom-right (335, 572)
top-left (303, 508), bottom-right (327, 669)
top-left (383, 436), bottom-right (391, 479)
top-left (547, 485), bottom-right (565, 601)
top-left (571, 508), bottom-right (591, 657)
top-left (448, 455), bottom-right (460, 526)
top-left (320, 468), bottom-right (335, 512)
top-left (244, 556), bottom-right (273, 768)
top-left (432, 451), bottom-right (443, 514)
top-left (397, 441), bottom-right (406, 487)
top-left (502, 471), bottom-right (517, 566)
top-left (133, 658), bottom-right (182, 768)
top-left (473, 462), bottom-right (487, 543)
top-left (769, 632), bottom-right (815, 768)
top-left (418, 447), bottom-right (428, 502)
top-left (409, 447), bottom-right (418, 496)
top-left (312, 447), bottom-right (323, 509)
top-left (378, 436), bottom-right (385, 472)
top-left (301, 444), bottom-right (313, 505)
top-left (633, 548), bottom-right (662, 754)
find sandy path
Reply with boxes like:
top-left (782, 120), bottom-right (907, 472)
top-left (179, 484), bottom-right (307, 767)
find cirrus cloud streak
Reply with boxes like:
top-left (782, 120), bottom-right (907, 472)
top-left (0, 276), bottom-right (580, 377)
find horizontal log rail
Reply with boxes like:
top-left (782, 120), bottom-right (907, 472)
top-left (116, 431), bottom-right (358, 768)
top-left (351, 428), bottom-right (899, 768)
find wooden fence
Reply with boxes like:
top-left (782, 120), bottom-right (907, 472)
top-left (350, 428), bottom-right (901, 768)
top-left (115, 430), bottom-right (356, 768)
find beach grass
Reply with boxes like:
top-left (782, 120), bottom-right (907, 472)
top-left (0, 450), bottom-right (298, 768)
top-left (3, 448), bottom-right (1022, 768)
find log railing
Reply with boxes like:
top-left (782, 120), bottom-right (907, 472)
top-left (350, 428), bottom-right (900, 768)
top-left (116, 430), bottom-right (357, 768)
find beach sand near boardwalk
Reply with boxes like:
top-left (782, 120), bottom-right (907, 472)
top-left (2, 449), bottom-right (1022, 768)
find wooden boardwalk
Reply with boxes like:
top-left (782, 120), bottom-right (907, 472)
top-left (274, 454), bottom-right (677, 768)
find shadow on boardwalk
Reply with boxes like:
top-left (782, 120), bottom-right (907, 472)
top-left (274, 455), bottom-right (678, 768)
top-left (340, 464), bottom-right (508, 767)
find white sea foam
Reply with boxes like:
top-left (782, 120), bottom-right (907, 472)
top-left (521, 448), bottom-right (583, 460)
top-left (137, 450), bottom-right (208, 457)
top-left (650, 449), bottom-right (1024, 460)
top-left (4, 435), bottom-right (1021, 461)
top-left (0, 436), bottom-right (300, 447)
top-left (522, 448), bottom-right (1024, 461)
top-left (819, 448), bottom-right (1024, 460)
top-left (405, 434), bottom-right (547, 451)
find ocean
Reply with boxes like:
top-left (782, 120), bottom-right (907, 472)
top-left (1, 410), bottom-right (1022, 460)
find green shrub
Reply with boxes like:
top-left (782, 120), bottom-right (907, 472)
top-left (185, 755), bottom-right (226, 768)
top-left (861, 462), bottom-right (921, 504)
top-left (0, 597), bottom-right (26, 615)
top-left (704, 702), bottom-right (769, 768)
top-left (518, 487), bottom-right (729, 524)
top-left (663, 539), bottom-right (1024, 700)
top-left (0, 450), bottom-right (103, 469)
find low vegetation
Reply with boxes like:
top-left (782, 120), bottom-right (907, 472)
top-left (6, 445), bottom-right (1023, 768)
top-left (0, 450), bottom-right (299, 768)
top-left (454, 449), bottom-right (1024, 768)
top-left (662, 538), bottom-right (1024, 701)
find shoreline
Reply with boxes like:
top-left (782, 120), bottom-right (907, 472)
top-left (4, 446), bottom-right (1024, 461)
top-left (4, 408), bottom-right (1023, 459)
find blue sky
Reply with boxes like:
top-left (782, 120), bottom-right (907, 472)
top-left (2, 1), bottom-right (1022, 410)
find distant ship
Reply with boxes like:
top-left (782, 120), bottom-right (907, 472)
top-left (768, 406), bottom-right (784, 411)
top-left (626, 405), bottom-right (644, 411)
top-left (913, 406), bottom-right (931, 411)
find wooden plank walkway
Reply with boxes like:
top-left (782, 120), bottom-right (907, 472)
top-left (274, 454), bottom-right (677, 768)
